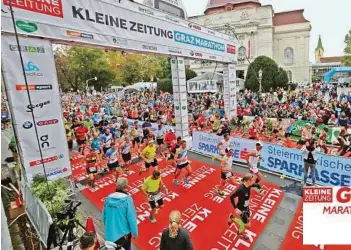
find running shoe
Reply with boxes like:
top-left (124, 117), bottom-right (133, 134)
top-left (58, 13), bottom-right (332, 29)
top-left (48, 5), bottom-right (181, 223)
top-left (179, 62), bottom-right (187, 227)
top-left (228, 214), bottom-right (235, 226)
top-left (149, 216), bottom-right (157, 223)
top-left (237, 232), bottom-right (249, 240)
top-left (217, 189), bottom-right (225, 196)
top-left (155, 208), bottom-right (159, 215)
top-left (184, 177), bottom-right (189, 184)
top-left (173, 179), bottom-right (179, 186)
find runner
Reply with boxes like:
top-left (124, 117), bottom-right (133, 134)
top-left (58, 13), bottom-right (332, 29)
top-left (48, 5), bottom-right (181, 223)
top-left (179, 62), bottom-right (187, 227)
top-left (101, 128), bottom-right (114, 155)
top-left (131, 121), bottom-right (143, 150)
top-left (85, 147), bottom-right (100, 187)
top-left (120, 136), bottom-right (133, 174)
top-left (212, 148), bottom-right (236, 196)
top-left (246, 142), bottom-right (264, 192)
top-left (140, 140), bottom-right (158, 176)
top-left (105, 142), bottom-right (121, 181)
top-left (228, 173), bottom-right (263, 239)
top-left (141, 170), bottom-right (168, 223)
top-left (167, 137), bottom-right (182, 170)
top-left (75, 122), bottom-right (88, 155)
top-left (173, 140), bottom-right (192, 186)
top-left (155, 124), bottom-right (166, 158)
top-left (217, 133), bottom-right (231, 157)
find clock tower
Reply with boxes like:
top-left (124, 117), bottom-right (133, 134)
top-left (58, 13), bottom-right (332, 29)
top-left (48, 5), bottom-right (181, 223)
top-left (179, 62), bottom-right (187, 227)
top-left (315, 35), bottom-right (324, 63)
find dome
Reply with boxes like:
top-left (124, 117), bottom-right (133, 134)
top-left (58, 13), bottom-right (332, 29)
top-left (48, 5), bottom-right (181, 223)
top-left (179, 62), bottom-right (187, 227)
top-left (206, 0), bottom-right (260, 10)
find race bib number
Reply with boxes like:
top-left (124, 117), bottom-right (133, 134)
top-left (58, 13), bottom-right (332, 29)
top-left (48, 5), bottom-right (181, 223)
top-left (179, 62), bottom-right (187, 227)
top-left (89, 167), bottom-right (97, 172)
top-left (151, 193), bottom-right (162, 202)
top-left (225, 172), bottom-right (233, 178)
top-left (244, 200), bottom-right (249, 207)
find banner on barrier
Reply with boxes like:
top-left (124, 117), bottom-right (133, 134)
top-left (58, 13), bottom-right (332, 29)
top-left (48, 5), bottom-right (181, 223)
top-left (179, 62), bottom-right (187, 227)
top-left (260, 143), bottom-right (351, 186)
top-left (116, 118), bottom-right (175, 133)
top-left (192, 131), bottom-right (256, 163)
top-left (1, 35), bottom-right (71, 182)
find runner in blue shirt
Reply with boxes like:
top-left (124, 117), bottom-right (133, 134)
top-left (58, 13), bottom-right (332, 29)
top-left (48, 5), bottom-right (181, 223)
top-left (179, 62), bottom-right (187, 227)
top-left (105, 142), bottom-right (121, 181)
top-left (101, 129), bottom-right (114, 154)
top-left (120, 136), bottom-right (133, 174)
top-left (155, 124), bottom-right (166, 158)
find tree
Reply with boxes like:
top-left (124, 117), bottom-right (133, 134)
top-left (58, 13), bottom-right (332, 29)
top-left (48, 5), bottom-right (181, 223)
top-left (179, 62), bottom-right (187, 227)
top-left (55, 46), bottom-right (116, 91)
top-left (245, 56), bottom-right (288, 92)
top-left (186, 68), bottom-right (197, 80)
top-left (342, 29), bottom-right (351, 66)
top-left (157, 78), bottom-right (173, 94)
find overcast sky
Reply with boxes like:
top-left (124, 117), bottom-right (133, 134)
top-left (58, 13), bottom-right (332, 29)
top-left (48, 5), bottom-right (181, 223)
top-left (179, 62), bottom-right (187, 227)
top-left (177, 0), bottom-right (351, 62)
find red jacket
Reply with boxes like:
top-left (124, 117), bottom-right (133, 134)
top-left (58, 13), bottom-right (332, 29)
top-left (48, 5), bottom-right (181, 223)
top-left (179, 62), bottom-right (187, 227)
top-left (164, 132), bottom-right (176, 146)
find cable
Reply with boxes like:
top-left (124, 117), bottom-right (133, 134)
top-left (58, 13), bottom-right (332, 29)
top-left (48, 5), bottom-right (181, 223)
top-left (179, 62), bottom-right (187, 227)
top-left (8, 0), bottom-right (56, 216)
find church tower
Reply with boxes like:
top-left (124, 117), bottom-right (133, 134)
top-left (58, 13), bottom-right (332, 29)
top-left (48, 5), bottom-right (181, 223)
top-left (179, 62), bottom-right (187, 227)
top-left (315, 35), bottom-right (324, 63)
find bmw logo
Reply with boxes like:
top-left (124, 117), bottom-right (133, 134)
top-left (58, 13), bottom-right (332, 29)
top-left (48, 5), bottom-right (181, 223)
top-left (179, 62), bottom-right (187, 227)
top-left (23, 121), bottom-right (33, 129)
top-left (190, 51), bottom-right (194, 56)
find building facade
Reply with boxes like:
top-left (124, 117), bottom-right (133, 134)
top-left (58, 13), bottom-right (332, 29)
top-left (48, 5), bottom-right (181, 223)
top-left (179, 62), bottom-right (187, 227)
top-left (188, 0), bottom-right (312, 83)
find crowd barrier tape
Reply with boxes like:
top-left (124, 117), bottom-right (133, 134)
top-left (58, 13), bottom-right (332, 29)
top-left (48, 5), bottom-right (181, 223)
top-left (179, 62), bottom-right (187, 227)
top-left (261, 142), bottom-right (351, 186)
top-left (192, 131), bottom-right (256, 163)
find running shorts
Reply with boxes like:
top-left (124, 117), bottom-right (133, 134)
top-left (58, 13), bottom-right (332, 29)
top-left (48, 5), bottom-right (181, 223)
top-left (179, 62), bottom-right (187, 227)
top-left (122, 152), bottom-right (131, 162)
top-left (157, 138), bottom-right (164, 145)
top-left (86, 166), bottom-right (98, 174)
top-left (107, 161), bottom-right (119, 170)
top-left (145, 159), bottom-right (158, 168)
top-left (240, 208), bottom-right (251, 224)
top-left (77, 139), bottom-right (86, 146)
top-left (177, 162), bottom-right (189, 169)
top-left (221, 171), bottom-right (234, 180)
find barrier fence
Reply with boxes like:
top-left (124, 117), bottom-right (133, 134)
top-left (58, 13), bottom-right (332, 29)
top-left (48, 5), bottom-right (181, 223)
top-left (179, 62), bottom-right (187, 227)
top-left (191, 131), bottom-right (351, 187)
top-left (22, 181), bottom-right (53, 247)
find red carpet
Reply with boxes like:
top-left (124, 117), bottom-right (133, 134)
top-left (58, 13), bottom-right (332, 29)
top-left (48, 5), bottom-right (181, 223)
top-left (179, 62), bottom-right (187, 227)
top-left (280, 201), bottom-right (350, 250)
top-left (79, 158), bottom-right (284, 250)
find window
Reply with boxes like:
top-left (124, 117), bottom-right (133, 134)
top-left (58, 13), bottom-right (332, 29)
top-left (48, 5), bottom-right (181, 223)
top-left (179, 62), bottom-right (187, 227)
top-left (287, 70), bottom-right (292, 82)
top-left (238, 46), bottom-right (246, 61)
top-left (284, 47), bottom-right (294, 65)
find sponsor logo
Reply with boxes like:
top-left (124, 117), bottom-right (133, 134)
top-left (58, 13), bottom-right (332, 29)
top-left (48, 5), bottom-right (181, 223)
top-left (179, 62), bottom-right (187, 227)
top-left (16, 20), bottom-right (38, 33)
top-left (4, 0), bottom-right (63, 18)
top-left (208, 30), bottom-right (216, 35)
top-left (227, 44), bottom-right (236, 54)
top-left (16, 84), bottom-right (52, 91)
top-left (26, 100), bottom-right (50, 112)
top-left (23, 121), bottom-right (33, 129)
top-left (188, 23), bottom-right (202, 31)
top-left (39, 134), bottom-right (55, 150)
top-left (142, 44), bottom-right (157, 51)
top-left (190, 51), bottom-right (202, 57)
top-left (168, 47), bottom-right (182, 55)
top-left (24, 61), bottom-right (43, 77)
top-left (29, 154), bottom-right (64, 167)
top-left (37, 119), bottom-right (58, 126)
top-left (174, 31), bottom-right (225, 52)
top-left (46, 167), bottom-right (68, 177)
top-left (190, 51), bottom-right (194, 56)
top-left (9, 45), bottom-right (45, 53)
top-left (138, 7), bottom-right (154, 15)
top-left (66, 30), bottom-right (94, 39)
top-left (112, 37), bottom-right (128, 46)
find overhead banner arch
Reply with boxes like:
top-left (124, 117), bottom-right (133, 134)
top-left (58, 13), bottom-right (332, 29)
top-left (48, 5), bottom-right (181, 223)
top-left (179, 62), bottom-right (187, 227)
top-left (324, 67), bottom-right (351, 83)
top-left (1, 0), bottom-right (238, 182)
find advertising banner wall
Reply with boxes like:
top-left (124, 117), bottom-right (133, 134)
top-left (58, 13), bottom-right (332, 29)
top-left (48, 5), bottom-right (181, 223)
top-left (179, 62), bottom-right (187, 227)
top-left (260, 143), bottom-right (351, 186)
top-left (192, 131), bottom-right (256, 163)
top-left (116, 118), bottom-right (175, 134)
top-left (1, 35), bottom-right (71, 182)
top-left (1, 0), bottom-right (237, 63)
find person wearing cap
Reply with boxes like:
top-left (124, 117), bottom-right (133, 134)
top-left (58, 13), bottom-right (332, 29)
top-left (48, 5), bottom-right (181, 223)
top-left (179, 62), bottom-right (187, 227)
top-left (141, 170), bottom-right (168, 223)
top-left (212, 147), bottom-right (236, 196)
top-left (140, 139), bottom-right (158, 176)
top-left (173, 140), bottom-right (192, 186)
top-left (228, 173), bottom-right (263, 240)
top-left (245, 142), bottom-right (264, 192)
top-left (102, 178), bottom-right (138, 250)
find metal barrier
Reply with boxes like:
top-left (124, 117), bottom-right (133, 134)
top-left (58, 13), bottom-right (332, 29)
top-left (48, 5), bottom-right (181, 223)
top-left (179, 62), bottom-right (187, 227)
top-left (22, 182), bottom-right (53, 248)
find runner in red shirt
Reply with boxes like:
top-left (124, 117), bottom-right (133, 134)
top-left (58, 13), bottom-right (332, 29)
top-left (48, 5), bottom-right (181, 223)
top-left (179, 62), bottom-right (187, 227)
top-left (75, 123), bottom-right (88, 154)
top-left (164, 129), bottom-right (176, 149)
top-left (85, 147), bottom-right (100, 187)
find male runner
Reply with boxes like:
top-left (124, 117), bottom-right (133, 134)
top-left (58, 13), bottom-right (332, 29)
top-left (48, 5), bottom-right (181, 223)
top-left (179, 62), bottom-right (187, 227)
top-left (228, 173), bottom-right (262, 239)
top-left (155, 124), bottom-right (165, 158)
top-left (217, 133), bottom-right (231, 157)
top-left (141, 170), bottom-right (168, 223)
top-left (101, 129), bottom-right (114, 155)
top-left (75, 122), bottom-right (88, 155)
top-left (105, 142), bottom-right (121, 181)
top-left (213, 148), bottom-right (236, 195)
top-left (131, 121), bottom-right (143, 150)
top-left (140, 140), bottom-right (158, 176)
top-left (167, 137), bottom-right (182, 169)
top-left (85, 147), bottom-right (100, 187)
top-left (173, 140), bottom-right (192, 186)
top-left (120, 136), bottom-right (133, 174)
top-left (246, 142), bottom-right (263, 191)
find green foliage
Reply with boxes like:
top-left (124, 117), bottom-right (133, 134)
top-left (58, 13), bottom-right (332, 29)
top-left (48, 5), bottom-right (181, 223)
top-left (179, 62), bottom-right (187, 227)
top-left (245, 56), bottom-right (288, 92)
top-left (342, 29), bottom-right (351, 66)
top-left (30, 175), bottom-right (69, 217)
top-left (185, 68), bottom-right (197, 81)
top-left (157, 78), bottom-right (173, 94)
top-left (266, 119), bottom-right (274, 132)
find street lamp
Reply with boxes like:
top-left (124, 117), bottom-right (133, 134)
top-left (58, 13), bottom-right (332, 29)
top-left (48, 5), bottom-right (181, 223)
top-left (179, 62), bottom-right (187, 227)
top-left (86, 77), bottom-right (97, 93)
top-left (258, 69), bottom-right (263, 93)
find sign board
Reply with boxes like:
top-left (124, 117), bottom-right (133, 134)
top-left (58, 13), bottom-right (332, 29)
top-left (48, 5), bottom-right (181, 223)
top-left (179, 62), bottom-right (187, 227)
top-left (1, 0), bottom-right (237, 63)
top-left (1, 35), bottom-right (71, 182)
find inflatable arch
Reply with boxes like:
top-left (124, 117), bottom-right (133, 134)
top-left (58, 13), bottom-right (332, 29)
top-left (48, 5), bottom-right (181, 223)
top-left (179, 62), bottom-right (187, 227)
top-left (324, 67), bottom-right (351, 83)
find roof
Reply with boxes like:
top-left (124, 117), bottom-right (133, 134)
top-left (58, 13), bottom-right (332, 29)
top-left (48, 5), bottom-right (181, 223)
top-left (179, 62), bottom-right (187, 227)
top-left (273, 9), bottom-right (309, 26)
top-left (320, 56), bottom-right (343, 63)
top-left (315, 35), bottom-right (324, 52)
top-left (206, 0), bottom-right (260, 10)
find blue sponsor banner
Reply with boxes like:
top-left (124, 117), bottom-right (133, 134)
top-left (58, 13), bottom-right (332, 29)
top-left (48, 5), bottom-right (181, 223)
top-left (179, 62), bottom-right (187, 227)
top-left (192, 131), bottom-right (256, 163)
top-left (261, 143), bottom-right (351, 186)
top-left (174, 31), bottom-right (225, 52)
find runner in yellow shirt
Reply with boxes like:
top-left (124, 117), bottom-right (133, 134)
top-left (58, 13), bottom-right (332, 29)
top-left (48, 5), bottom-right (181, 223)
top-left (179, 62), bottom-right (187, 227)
top-left (140, 140), bottom-right (158, 176)
top-left (141, 170), bottom-right (168, 223)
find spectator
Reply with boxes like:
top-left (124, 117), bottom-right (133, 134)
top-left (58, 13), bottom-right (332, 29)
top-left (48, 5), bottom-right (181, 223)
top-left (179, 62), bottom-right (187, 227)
top-left (301, 139), bottom-right (320, 186)
top-left (160, 210), bottom-right (194, 250)
top-left (76, 232), bottom-right (95, 250)
top-left (102, 177), bottom-right (138, 250)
